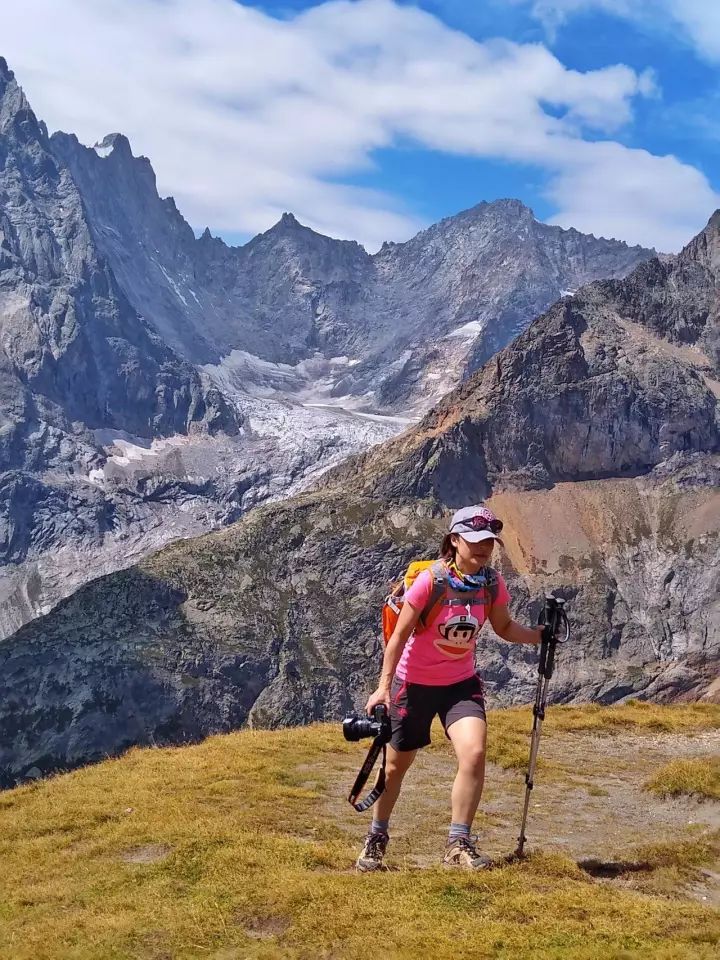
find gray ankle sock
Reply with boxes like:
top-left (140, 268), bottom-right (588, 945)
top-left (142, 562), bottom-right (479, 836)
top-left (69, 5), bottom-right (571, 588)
top-left (448, 822), bottom-right (471, 842)
top-left (371, 818), bottom-right (390, 835)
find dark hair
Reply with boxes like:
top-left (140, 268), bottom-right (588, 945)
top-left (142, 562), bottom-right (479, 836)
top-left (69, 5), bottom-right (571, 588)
top-left (440, 533), bottom-right (456, 561)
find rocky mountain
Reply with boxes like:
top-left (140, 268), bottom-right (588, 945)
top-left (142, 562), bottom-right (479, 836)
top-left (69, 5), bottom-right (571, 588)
top-left (1, 209), bottom-right (716, 787)
top-left (0, 55), bottom-right (250, 627)
top-left (0, 57), bottom-right (656, 641)
top-left (0, 60), bottom-right (236, 467)
top-left (0, 61), bottom-right (397, 637)
top-left (51, 126), bottom-right (655, 413)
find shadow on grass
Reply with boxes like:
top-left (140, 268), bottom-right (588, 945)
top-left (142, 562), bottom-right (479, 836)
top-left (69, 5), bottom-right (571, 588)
top-left (578, 858), bottom-right (653, 878)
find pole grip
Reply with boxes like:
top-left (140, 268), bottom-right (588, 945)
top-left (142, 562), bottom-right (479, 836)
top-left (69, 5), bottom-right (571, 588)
top-left (538, 594), bottom-right (563, 679)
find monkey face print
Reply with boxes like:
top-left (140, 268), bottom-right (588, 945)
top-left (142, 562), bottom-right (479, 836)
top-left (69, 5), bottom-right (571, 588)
top-left (433, 610), bottom-right (481, 659)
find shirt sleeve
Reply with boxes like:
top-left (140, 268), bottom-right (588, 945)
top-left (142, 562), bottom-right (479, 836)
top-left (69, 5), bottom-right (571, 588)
top-left (493, 571), bottom-right (511, 607)
top-left (404, 569), bottom-right (434, 611)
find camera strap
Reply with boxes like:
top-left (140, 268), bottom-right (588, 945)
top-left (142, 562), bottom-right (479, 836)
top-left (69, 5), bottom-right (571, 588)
top-left (348, 737), bottom-right (387, 812)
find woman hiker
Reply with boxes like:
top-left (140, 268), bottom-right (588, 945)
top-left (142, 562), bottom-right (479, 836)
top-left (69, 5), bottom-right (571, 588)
top-left (357, 504), bottom-right (542, 872)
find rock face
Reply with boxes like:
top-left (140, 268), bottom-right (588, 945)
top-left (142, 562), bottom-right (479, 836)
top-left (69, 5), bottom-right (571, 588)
top-left (1, 211), bottom-right (717, 787)
top-left (0, 55), bottom-right (242, 607)
top-left (0, 59), bottom-right (236, 471)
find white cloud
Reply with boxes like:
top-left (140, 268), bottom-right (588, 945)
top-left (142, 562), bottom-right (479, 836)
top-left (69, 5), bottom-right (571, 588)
top-left (1, 0), bottom-right (717, 251)
top-left (545, 140), bottom-right (718, 250)
top-left (523, 0), bottom-right (720, 62)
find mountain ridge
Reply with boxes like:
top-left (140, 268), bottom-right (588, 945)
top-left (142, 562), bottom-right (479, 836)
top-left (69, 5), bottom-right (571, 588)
top-left (51, 123), bottom-right (655, 402)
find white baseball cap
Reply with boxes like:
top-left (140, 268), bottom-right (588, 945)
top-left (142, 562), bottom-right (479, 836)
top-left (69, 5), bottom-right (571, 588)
top-left (448, 505), bottom-right (504, 543)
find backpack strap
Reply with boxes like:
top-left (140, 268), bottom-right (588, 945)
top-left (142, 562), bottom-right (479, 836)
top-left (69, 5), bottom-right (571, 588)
top-left (385, 579), bottom-right (405, 617)
top-left (417, 560), bottom-right (449, 629)
top-left (484, 566), bottom-right (500, 607)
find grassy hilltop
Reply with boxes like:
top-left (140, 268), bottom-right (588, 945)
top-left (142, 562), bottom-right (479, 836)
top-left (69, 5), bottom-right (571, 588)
top-left (1, 702), bottom-right (719, 960)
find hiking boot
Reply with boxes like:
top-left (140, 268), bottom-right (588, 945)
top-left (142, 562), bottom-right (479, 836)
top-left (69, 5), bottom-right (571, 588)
top-left (356, 831), bottom-right (389, 872)
top-left (443, 835), bottom-right (492, 870)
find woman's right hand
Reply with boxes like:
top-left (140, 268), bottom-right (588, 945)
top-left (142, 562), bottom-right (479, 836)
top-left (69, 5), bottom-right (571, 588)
top-left (365, 685), bottom-right (391, 716)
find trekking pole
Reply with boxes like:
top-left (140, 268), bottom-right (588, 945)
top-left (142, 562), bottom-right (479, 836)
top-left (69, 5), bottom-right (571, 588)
top-left (516, 593), bottom-right (570, 858)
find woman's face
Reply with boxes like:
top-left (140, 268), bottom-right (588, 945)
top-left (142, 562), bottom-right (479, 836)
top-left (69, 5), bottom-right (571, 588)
top-left (451, 533), bottom-right (494, 572)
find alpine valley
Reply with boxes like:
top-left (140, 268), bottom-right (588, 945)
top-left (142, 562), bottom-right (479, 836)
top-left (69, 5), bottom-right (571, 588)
top-left (1, 57), bottom-right (717, 786)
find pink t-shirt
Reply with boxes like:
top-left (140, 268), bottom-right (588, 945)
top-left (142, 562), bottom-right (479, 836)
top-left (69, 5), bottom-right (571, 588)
top-left (395, 567), bottom-right (511, 686)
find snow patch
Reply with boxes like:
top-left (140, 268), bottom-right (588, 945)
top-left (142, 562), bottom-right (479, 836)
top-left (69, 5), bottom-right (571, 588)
top-left (93, 142), bottom-right (114, 158)
top-left (445, 319), bottom-right (484, 339)
top-left (202, 349), bottom-right (362, 404)
top-left (93, 429), bottom-right (189, 468)
top-left (155, 261), bottom-right (188, 306)
top-left (97, 222), bottom-right (122, 240)
top-left (239, 394), bottom-right (403, 461)
top-left (302, 401), bottom-right (412, 426)
top-left (560, 289), bottom-right (576, 297)
top-left (386, 349), bottom-right (413, 372)
top-left (87, 468), bottom-right (105, 485)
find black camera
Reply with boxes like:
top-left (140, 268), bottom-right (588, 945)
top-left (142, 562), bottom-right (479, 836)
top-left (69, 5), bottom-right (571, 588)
top-left (342, 704), bottom-right (391, 743)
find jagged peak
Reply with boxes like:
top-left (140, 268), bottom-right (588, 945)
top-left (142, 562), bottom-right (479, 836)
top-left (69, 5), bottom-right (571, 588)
top-left (0, 58), bottom-right (26, 109)
top-left (261, 211), bottom-right (319, 240)
top-left (263, 211), bottom-right (310, 235)
top-left (92, 132), bottom-right (132, 159)
top-left (382, 198), bottom-right (540, 255)
top-left (485, 197), bottom-right (536, 217)
top-left (700, 208), bottom-right (720, 237)
top-left (196, 226), bottom-right (228, 251)
top-left (455, 198), bottom-right (537, 224)
top-left (680, 208), bottom-right (720, 275)
top-left (382, 197), bottom-right (657, 260)
top-left (0, 60), bottom-right (48, 147)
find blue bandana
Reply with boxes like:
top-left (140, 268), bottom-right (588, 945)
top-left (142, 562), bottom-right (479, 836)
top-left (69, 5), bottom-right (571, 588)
top-left (446, 562), bottom-right (489, 592)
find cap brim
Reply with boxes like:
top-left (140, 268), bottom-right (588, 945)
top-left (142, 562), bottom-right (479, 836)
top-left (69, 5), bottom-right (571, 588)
top-left (457, 530), bottom-right (501, 543)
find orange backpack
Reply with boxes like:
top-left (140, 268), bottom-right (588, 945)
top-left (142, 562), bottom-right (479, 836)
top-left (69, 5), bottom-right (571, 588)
top-left (381, 560), bottom-right (499, 645)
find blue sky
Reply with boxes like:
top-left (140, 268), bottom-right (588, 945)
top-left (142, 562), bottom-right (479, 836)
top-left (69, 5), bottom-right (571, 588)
top-left (3, 0), bottom-right (720, 251)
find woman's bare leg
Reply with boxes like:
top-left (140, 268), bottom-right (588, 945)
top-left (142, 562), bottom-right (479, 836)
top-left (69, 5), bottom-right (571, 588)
top-left (373, 745), bottom-right (417, 822)
top-left (446, 716), bottom-right (487, 825)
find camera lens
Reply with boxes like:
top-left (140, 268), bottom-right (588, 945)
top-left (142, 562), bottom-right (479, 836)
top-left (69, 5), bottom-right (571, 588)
top-left (342, 715), bottom-right (376, 742)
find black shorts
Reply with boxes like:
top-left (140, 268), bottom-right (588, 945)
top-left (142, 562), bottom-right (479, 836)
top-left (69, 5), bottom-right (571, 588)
top-left (389, 673), bottom-right (487, 751)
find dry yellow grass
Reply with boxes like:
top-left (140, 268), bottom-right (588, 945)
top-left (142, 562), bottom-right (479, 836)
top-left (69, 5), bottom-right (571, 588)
top-left (0, 703), bottom-right (718, 960)
top-left (646, 757), bottom-right (720, 801)
top-left (486, 700), bottom-right (720, 771)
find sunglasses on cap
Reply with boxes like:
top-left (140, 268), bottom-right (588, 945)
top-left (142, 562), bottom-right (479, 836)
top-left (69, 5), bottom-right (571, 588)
top-left (451, 515), bottom-right (504, 534)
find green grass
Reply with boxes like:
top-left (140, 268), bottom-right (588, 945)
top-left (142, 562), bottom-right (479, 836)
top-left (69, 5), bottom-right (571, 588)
top-left (646, 757), bottom-right (720, 801)
top-left (0, 704), bottom-right (718, 960)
